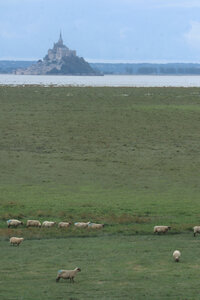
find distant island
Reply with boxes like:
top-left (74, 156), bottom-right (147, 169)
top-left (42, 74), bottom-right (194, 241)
top-left (15, 32), bottom-right (99, 76)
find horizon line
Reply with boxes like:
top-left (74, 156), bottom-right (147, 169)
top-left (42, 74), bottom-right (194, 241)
top-left (86, 58), bottom-right (200, 64)
top-left (1, 57), bottom-right (200, 64)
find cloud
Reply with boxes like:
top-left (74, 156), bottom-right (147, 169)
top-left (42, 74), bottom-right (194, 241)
top-left (184, 21), bottom-right (200, 50)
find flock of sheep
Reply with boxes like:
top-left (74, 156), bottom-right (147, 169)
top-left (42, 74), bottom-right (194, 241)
top-left (7, 219), bottom-right (105, 229)
top-left (7, 218), bottom-right (104, 282)
top-left (7, 220), bottom-right (200, 282)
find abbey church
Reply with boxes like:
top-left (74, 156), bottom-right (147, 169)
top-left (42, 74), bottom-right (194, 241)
top-left (45, 32), bottom-right (76, 62)
top-left (16, 33), bottom-right (98, 75)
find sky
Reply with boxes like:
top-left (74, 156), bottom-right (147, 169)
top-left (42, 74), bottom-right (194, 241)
top-left (1, 0), bottom-right (200, 62)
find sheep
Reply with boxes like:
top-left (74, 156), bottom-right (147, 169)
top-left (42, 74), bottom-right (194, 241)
top-left (7, 219), bottom-right (24, 228)
top-left (26, 220), bottom-right (41, 228)
top-left (10, 237), bottom-right (24, 246)
top-left (42, 221), bottom-right (56, 228)
top-left (58, 222), bottom-right (72, 228)
top-left (193, 226), bottom-right (200, 237)
top-left (154, 225), bottom-right (171, 234)
top-left (56, 267), bottom-right (81, 283)
top-left (74, 222), bottom-right (91, 228)
top-left (88, 223), bottom-right (105, 229)
top-left (173, 250), bottom-right (181, 262)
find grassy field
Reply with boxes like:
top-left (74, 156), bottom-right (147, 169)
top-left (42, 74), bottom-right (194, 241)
top-left (0, 86), bottom-right (200, 299)
top-left (1, 234), bottom-right (200, 300)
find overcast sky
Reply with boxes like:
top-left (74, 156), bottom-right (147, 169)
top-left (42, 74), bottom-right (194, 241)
top-left (1, 0), bottom-right (200, 62)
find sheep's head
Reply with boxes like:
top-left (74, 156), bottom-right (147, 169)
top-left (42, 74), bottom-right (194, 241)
top-left (21, 222), bottom-right (24, 225)
top-left (76, 267), bottom-right (81, 272)
top-left (175, 258), bottom-right (179, 262)
top-left (168, 226), bottom-right (171, 230)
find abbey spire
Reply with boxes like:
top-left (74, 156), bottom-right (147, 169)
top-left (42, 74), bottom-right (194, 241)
top-left (58, 30), bottom-right (63, 46)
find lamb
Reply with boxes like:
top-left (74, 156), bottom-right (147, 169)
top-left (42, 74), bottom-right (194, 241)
top-left (42, 221), bottom-right (56, 228)
top-left (193, 226), bottom-right (200, 237)
top-left (56, 267), bottom-right (81, 283)
top-left (154, 225), bottom-right (171, 234)
top-left (7, 219), bottom-right (24, 228)
top-left (26, 220), bottom-right (41, 228)
top-left (58, 222), bottom-right (72, 228)
top-left (74, 222), bottom-right (91, 228)
top-left (10, 237), bottom-right (24, 246)
top-left (88, 223), bottom-right (105, 229)
top-left (173, 250), bottom-right (181, 262)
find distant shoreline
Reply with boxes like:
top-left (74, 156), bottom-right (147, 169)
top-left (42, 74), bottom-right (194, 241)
top-left (1, 60), bottom-right (200, 75)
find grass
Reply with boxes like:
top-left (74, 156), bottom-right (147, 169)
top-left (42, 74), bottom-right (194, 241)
top-left (1, 234), bottom-right (200, 300)
top-left (0, 86), bottom-right (200, 235)
top-left (0, 86), bottom-right (200, 298)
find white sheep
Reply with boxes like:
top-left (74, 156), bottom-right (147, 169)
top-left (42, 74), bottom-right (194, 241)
top-left (42, 221), bottom-right (56, 228)
top-left (10, 237), bottom-right (24, 246)
top-left (7, 219), bottom-right (24, 228)
top-left (193, 226), bottom-right (200, 237)
top-left (173, 250), bottom-right (181, 262)
top-left (58, 222), bottom-right (72, 228)
top-left (154, 225), bottom-right (171, 234)
top-left (26, 220), bottom-right (41, 228)
top-left (56, 267), bottom-right (81, 283)
top-left (74, 222), bottom-right (91, 228)
top-left (88, 223), bottom-right (105, 229)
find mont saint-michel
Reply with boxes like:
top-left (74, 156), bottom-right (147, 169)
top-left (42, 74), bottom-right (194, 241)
top-left (16, 33), bottom-right (99, 75)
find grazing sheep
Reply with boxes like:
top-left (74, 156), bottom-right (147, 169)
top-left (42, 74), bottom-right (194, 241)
top-left (88, 223), bottom-right (105, 229)
top-left (56, 267), bottom-right (81, 283)
top-left (7, 219), bottom-right (24, 228)
top-left (10, 237), bottom-right (24, 246)
top-left (58, 222), bottom-right (72, 228)
top-left (74, 222), bottom-right (90, 228)
top-left (154, 225), bottom-right (171, 234)
top-left (26, 220), bottom-right (41, 228)
top-left (42, 221), bottom-right (56, 228)
top-left (193, 226), bottom-right (200, 237)
top-left (173, 250), bottom-right (181, 262)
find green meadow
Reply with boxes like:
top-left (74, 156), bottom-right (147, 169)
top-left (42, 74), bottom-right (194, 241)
top-left (1, 234), bottom-right (200, 300)
top-left (0, 86), bottom-right (200, 299)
